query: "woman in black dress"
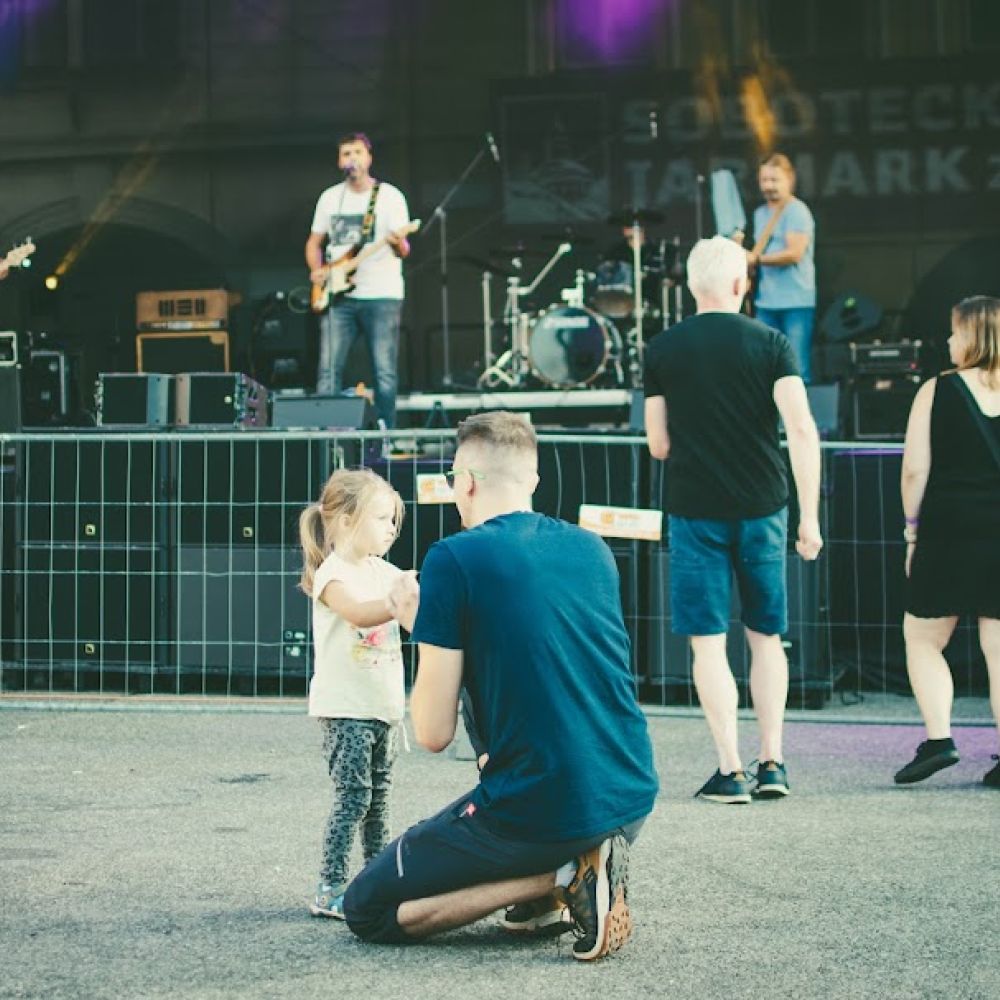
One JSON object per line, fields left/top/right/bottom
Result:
{"left": 895, "top": 296, "right": 1000, "bottom": 788}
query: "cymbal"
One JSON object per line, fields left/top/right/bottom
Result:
{"left": 457, "top": 255, "right": 515, "bottom": 277}
{"left": 541, "top": 230, "right": 595, "bottom": 245}
{"left": 488, "top": 245, "right": 550, "bottom": 259}
{"left": 607, "top": 207, "right": 666, "bottom": 227}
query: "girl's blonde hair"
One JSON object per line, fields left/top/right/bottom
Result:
{"left": 951, "top": 296, "right": 1000, "bottom": 388}
{"left": 298, "top": 468, "right": 404, "bottom": 594}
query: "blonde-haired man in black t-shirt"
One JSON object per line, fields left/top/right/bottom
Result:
{"left": 643, "top": 236, "right": 822, "bottom": 804}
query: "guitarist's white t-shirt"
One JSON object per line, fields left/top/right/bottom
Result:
{"left": 310, "top": 181, "right": 410, "bottom": 300}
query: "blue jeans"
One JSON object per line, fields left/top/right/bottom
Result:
{"left": 318, "top": 297, "right": 402, "bottom": 427}
{"left": 668, "top": 509, "right": 789, "bottom": 637}
{"left": 756, "top": 306, "right": 815, "bottom": 384}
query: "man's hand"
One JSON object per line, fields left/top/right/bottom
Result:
{"left": 386, "top": 226, "right": 411, "bottom": 258}
{"left": 0, "top": 263, "right": 9, "bottom": 281}
{"left": 796, "top": 518, "right": 823, "bottom": 561}
{"left": 309, "top": 264, "right": 329, "bottom": 284}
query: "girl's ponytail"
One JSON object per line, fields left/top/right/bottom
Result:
{"left": 298, "top": 502, "right": 327, "bottom": 594}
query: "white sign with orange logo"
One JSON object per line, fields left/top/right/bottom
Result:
{"left": 416, "top": 473, "right": 455, "bottom": 505}
{"left": 578, "top": 504, "right": 662, "bottom": 542}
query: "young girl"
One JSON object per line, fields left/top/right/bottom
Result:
{"left": 299, "top": 468, "right": 417, "bottom": 919}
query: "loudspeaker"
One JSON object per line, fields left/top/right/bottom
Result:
{"left": 0, "top": 366, "right": 22, "bottom": 433}
{"left": 271, "top": 393, "right": 374, "bottom": 430}
{"left": 20, "top": 439, "right": 170, "bottom": 545}
{"left": 174, "top": 438, "right": 331, "bottom": 546}
{"left": 136, "top": 330, "right": 230, "bottom": 374}
{"left": 645, "top": 548, "right": 833, "bottom": 707}
{"left": 15, "top": 543, "right": 169, "bottom": 672}
{"left": 852, "top": 374, "right": 920, "bottom": 439}
{"left": 174, "top": 372, "right": 268, "bottom": 428}
{"left": 96, "top": 373, "right": 173, "bottom": 426}
{"left": 174, "top": 546, "right": 309, "bottom": 686}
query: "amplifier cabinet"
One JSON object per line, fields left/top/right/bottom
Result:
{"left": 849, "top": 340, "right": 922, "bottom": 374}
{"left": 852, "top": 374, "right": 921, "bottom": 440}
{"left": 136, "top": 330, "right": 230, "bottom": 374}
{"left": 175, "top": 372, "right": 268, "bottom": 428}
{"left": 96, "top": 373, "right": 173, "bottom": 426}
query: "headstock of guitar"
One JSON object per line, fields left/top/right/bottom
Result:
{"left": 2, "top": 238, "right": 37, "bottom": 271}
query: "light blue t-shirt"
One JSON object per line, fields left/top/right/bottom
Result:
{"left": 753, "top": 197, "right": 816, "bottom": 310}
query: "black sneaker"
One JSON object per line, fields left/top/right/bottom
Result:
{"left": 752, "top": 760, "right": 790, "bottom": 798}
{"left": 894, "top": 739, "right": 960, "bottom": 784}
{"left": 984, "top": 755, "right": 1000, "bottom": 789}
{"left": 694, "top": 769, "right": 751, "bottom": 804}
{"left": 557, "top": 835, "right": 633, "bottom": 961}
{"left": 500, "top": 893, "right": 573, "bottom": 936}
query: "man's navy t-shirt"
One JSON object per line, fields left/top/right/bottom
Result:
{"left": 411, "top": 511, "right": 659, "bottom": 843}
{"left": 644, "top": 311, "right": 800, "bottom": 520}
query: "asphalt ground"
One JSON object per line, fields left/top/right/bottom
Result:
{"left": 1, "top": 700, "right": 998, "bottom": 1000}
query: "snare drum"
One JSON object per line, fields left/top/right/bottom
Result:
{"left": 528, "top": 305, "right": 622, "bottom": 388}
{"left": 592, "top": 260, "right": 634, "bottom": 318}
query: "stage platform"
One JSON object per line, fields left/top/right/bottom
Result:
{"left": 395, "top": 387, "right": 642, "bottom": 429}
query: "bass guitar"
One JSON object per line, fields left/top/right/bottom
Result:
{"left": 310, "top": 220, "right": 421, "bottom": 313}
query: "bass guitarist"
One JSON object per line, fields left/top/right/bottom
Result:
{"left": 305, "top": 132, "right": 411, "bottom": 427}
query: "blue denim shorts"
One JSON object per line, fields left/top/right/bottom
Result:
{"left": 668, "top": 509, "right": 788, "bottom": 636}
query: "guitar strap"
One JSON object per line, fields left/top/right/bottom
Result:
{"left": 751, "top": 201, "right": 787, "bottom": 258}
{"left": 357, "top": 181, "right": 381, "bottom": 249}
{"left": 743, "top": 201, "right": 788, "bottom": 316}
{"left": 951, "top": 372, "right": 1000, "bottom": 473}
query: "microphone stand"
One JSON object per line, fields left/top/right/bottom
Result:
{"left": 423, "top": 143, "right": 493, "bottom": 389}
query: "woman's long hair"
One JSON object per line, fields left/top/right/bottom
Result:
{"left": 951, "top": 296, "right": 1000, "bottom": 388}
{"left": 298, "top": 468, "right": 404, "bottom": 594}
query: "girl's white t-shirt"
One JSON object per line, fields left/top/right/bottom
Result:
{"left": 307, "top": 551, "right": 406, "bottom": 723}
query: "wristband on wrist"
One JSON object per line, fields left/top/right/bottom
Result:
{"left": 904, "top": 515, "right": 920, "bottom": 526}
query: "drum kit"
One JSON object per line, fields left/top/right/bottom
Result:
{"left": 474, "top": 209, "right": 685, "bottom": 391}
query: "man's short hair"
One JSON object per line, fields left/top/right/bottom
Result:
{"left": 456, "top": 411, "right": 537, "bottom": 457}
{"left": 338, "top": 131, "right": 373, "bottom": 153}
{"left": 686, "top": 236, "right": 748, "bottom": 300}
{"left": 760, "top": 152, "right": 796, "bottom": 186}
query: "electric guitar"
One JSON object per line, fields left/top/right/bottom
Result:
{"left": 310, "top": 220, "right": 421, "bottom": 313}
{"left": 0, "top": 239, "right": 36, "bottom": 275}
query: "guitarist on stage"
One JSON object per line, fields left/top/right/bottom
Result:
{"left": 305, "top": 132, "right": 412, "bottom": 427}
{"left": 747, "top": 153, "right": 816, "bottom": 384}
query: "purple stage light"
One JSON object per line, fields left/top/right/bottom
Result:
{"left": 558, "top": 0, "right": 673, "bottom": 64}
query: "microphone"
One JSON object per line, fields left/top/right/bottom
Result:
{"left": 485, "top": 131, "right": 501, "bottom": 163}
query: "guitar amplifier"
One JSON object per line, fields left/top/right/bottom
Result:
{"left": 95, "top": 373, "right": 174, "bottom": 427}
{"left": 849, "top": 340, "right": 922, "bottom": 375}
{"left": 852, "top": 374, "right": 921, "bottom": 439}
{"left": 136, "top": 288, "right": 235, "bottom": 330}
{"left": 174, "top": 372, "right": 268, "bottom": 428}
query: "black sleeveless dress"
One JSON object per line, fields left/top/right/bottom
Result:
{"left": 907, "top": 372, "right": 1000, "bottom": 618}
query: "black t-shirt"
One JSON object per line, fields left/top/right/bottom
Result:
{"left": 643, "top": 311, "right": 800, "bottom": 519}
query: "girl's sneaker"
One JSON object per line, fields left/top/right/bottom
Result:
{"left": 309, "top": 882, "right": 347, "bottom": 919}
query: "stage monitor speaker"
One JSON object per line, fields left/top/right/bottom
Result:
{"left": 174, "top": 372, "right": 268, "bottom": 428}
{"left": 0, "top": 366, "right": 22, "bottom": 433}
{"left": 96, "top": 373, "right": 173, "bottom": 426}
{"left": 270, "top": 393, "right": 375, "bottom": 430}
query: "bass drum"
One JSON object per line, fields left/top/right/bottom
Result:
{"left": 528, "top": 305, "right": 622, "bottom": 388}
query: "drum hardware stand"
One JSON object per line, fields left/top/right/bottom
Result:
{"left": 478, "top": 242, "right": 572, "bottom": 389}
{"left": 481, "top": 269, "right": 494, "bottom": 370}
{"left": 625, "top": 219, "right": 647, "bottom": 388}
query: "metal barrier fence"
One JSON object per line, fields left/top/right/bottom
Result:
{"left": 0, "top": 430, "right": 989, "bottom": 706}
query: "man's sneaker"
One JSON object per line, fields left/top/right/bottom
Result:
{"left": 752, "top": 760, "right": 790, "bottom": 798}
{"left": 894, "top": 739, "right": 960, "bottom": 785}
{"left": 557, "top": 835, "right": 633, "bottom": 961}
{"left": 309, "top": 882, "right": 347, "bottom": 919}
{"left": 983, "top": 755, "right": 1000, "bottom": 789}
{"left": 500, "top": 894, "right": 573, "bottom": 936}
{"left": 694, "top": 769, "right": 751, "bottom": 804}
